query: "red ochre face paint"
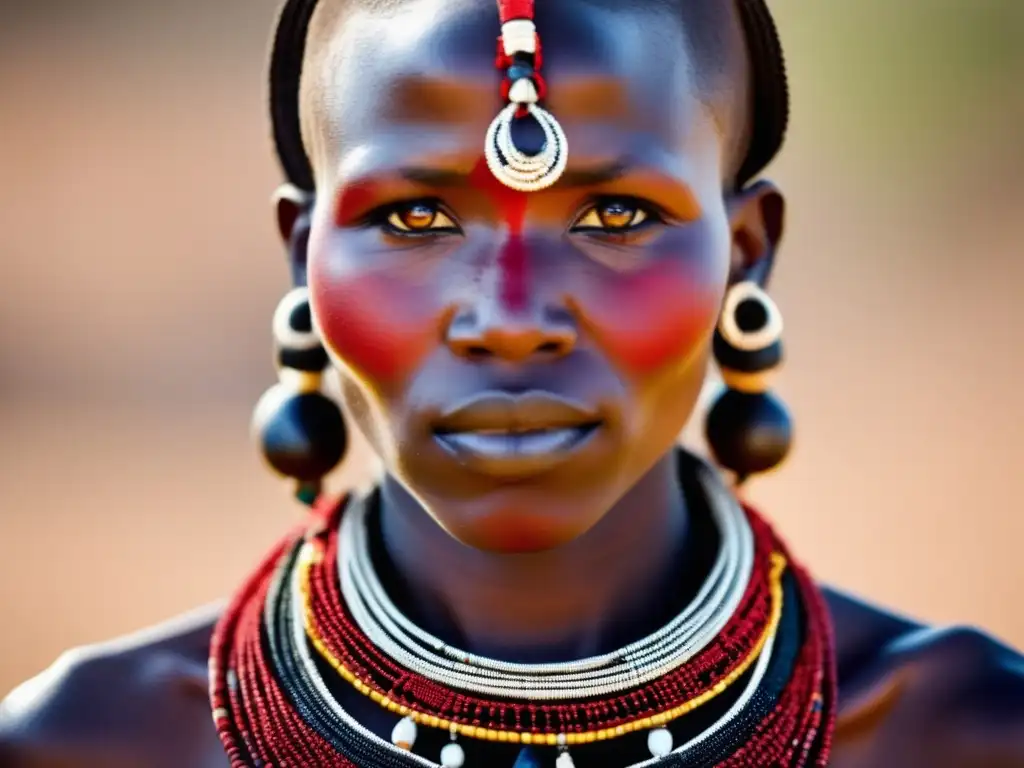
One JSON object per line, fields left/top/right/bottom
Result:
{"left": 332, "top": 180, "right": 380, "bottom": 227}
{"left": 470, "top": 157, "right": 528, "bottom": 312}
{"left": 308, "top": 207, "right": 438, "bottom": 387}
{"left": 464, "top": 156, "right": 723, "bottom": 378}
{"left": 316, "top": 159, "right": 535, "bottom": 385}
{"left": 310, "top": 269, "right": 434, "bottom": 385}
{"left": 587, "top": 260, "right": 720, "bottom": 376}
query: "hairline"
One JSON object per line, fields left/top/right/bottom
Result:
{"left": 298, "top": 0, "right": 753, "bottom": 190}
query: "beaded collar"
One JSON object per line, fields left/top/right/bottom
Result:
{"left": 210, "top": 455, "right": 836, "bottom": 767}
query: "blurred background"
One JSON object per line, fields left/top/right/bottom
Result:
{"left": 2, "top": 0, "right": 1023, "bottom": 696}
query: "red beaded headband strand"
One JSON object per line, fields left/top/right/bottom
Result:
{"left": 485, "top": 0, "right": 568, "bottom": 191}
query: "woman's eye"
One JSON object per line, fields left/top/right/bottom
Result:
{"left": 384, "top": 202, "right": 459, "bottom": 234}
{"left": 571, "top": 199, "right": 652, "bottom": 233}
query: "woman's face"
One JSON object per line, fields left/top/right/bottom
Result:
{"left": 300, "top": 0, "right": 758, "bottom": 552}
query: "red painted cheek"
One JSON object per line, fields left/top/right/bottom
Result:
{"left": 470, "top": 159, "right": 529, "bottom": 311}
{"left": 584, "top": 262, "right": 721, "bottom": 376}
{"left": 309, "top": 264, "right": 436, "bottom": 386}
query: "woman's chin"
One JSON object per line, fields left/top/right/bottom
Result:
{"left": 443, "top": 506, "right": 594, "bottom": 555}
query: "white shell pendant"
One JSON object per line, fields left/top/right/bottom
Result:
{"left": 390, "top": 716, "right": 417, "bottom": 750}
{"left": 648, "top": 727, "right": 674, "bottom": 757}
{"left": 440, "top": 741, "right": 466, "bottom": 767}
{"left": 485, "top": 102, "right": 568, "bottom": 192}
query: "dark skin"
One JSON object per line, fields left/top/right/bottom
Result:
{"left": 291, "top": 0, "right": 778, "bottom": 661}
{"left": 3, "top": 1, "right": 1024, "bottom": 766}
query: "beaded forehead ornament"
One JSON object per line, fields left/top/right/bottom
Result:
{"left": 269, "top": 0, "right": 789, "bottom": 195}
{"left": 486, "top": 0, "right": 568, "bottom": 191}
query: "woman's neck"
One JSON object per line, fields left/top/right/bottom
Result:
{"left": 376, "top": 451, "right": 695, "bottom": 662}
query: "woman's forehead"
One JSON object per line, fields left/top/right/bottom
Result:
{"left": 300, "top": 0, "right": 726, "bottom": 184}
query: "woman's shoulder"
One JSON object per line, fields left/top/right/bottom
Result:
{"left": 0, "top": 603, "right": 227, "bottom": 768}
{"left": 824, "top": 586, "right": 1024, "bottom": 766}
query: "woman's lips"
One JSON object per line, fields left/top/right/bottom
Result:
{"left": 432, "top": 391, "right": 604, "bottom": 478}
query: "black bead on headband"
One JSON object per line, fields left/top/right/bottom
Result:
{"left": 268, "top": 0, "right": 789, "bottom": 193}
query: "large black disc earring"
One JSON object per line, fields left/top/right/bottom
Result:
{"left": 251, "top": 287, "right": 347, "bottom": 506}
{"left": 705, "top": 281, "right": 792, "bottom": 486}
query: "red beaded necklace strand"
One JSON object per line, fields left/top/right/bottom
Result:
{"left": 210, "top": 494, "right": 836, "bottom": 767}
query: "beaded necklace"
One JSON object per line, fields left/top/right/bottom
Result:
{"left": 210, "top": 454, "right": 836, "bottom": 767}
{"left": 338, "top": 466, "right": 755, "bottom": 697}
{"left": 305, "top": 474, "right": 777, "bottom": 747}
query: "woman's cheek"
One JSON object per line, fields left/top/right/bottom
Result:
{"left": 580, "top": 253, "right": 724, "bottom": 378}
{"left": 307, "top": 237, "right": 438, "bottom": 387}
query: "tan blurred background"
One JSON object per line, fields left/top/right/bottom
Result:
{"left": 2, "top": 0, "right": 1023, "bottom": 696}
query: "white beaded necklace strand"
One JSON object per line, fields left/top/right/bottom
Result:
{"left": 339, "top": 466, "right": 754, "bottom": 699}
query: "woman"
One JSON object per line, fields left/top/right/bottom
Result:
{"left": 2, "top": 0, "right": 1023, "bottom": 766}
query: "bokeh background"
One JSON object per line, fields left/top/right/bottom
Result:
{"left": 2, "top": 0, "right": 1023, "bottom": 696}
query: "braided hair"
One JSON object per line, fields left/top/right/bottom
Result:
{"left": 268, "top": 0, "right": 789, "bottom": 193}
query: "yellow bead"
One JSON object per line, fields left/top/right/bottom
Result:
{"left": 521, "top": 733, "right": 533, "bottom": 745}
{"left": 622, "top": 722, "right": 634, "bottom": 733}
{"left": 459, "top": 725, "right": 473, "bottom": 737}
{"left": 596, "top": 730, "right": 609, "bottom": 741}
{"left": 437, "top": 719, "right": 449, "bottom": 730}
{"left": 370, "top": 691, "right": 383, "bottom": 704}
{"left": 507, "top": 732, "right": 521, "bottom": 744}
{"left": 615, "top": 726, "right": 625, "bottom": 736}
{"left": 546, "top": 734, "right": 557, "bottom": 746}
{"left": 398, "top": 706, "right": 409, "bottom": 716}
{"left": 584, "top": 732, "right": 597, "bottom": 744}
{"left": 497, "top": 731, "right": 508, "bottom": 743}
{"left": 485, "top": 730, "right": 499, "bottom": 742}
{"left": 721, "top": 367, "right": 776, "bottom": 394}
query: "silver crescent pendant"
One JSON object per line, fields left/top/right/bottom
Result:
{"left": 484, "top": 103, "right": 568, "bottom": 192}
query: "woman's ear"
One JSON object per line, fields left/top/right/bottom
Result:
{"left": 272, "top": 184, "right": 316, "bottom": 287}
{"left": 273, "top": 184, "right": 314, "bottom": 244}
{"left": 726, "top": 179, "right": 785, "bottom": 287}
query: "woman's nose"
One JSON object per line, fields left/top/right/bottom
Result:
{"left": 445, "top": 306, "right": 577, "bottom": 363}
